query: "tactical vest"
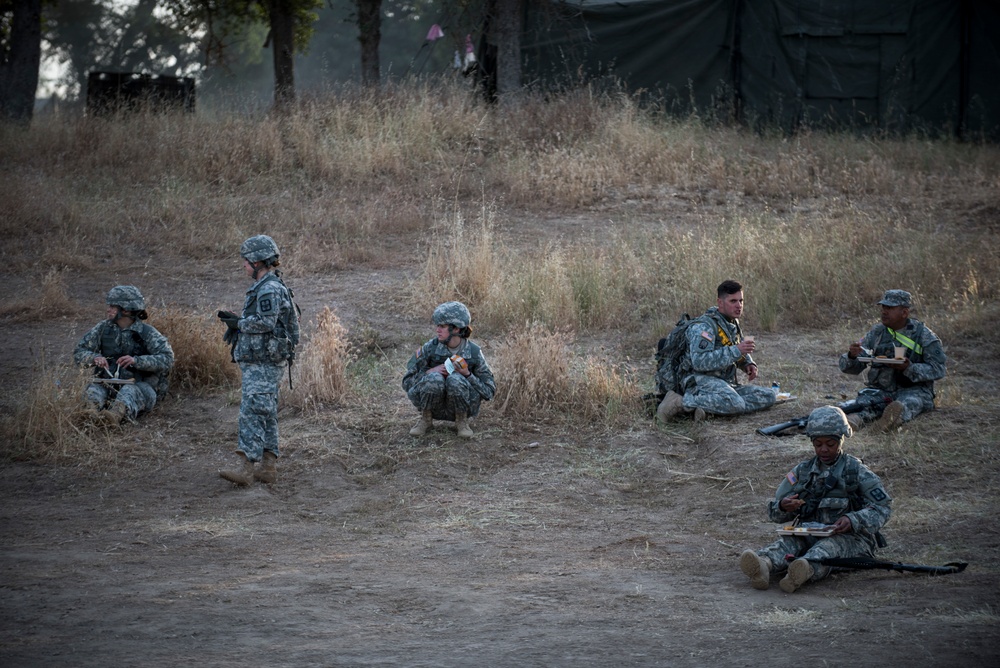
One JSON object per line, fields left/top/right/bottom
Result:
{"left": 241, "top": 274, "right": 300, "bottom": 363}
{"left": 98, "top": 321, "right": 169, "bottom": 398}
{"left": 792, "top": 455, "right": 863, "bottom": 522}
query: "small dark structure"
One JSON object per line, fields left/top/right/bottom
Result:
{"left": 86, "top": 71, "right": 196, "bottom": 116}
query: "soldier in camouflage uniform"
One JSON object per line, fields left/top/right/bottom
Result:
{"left": 739, "top": 405, "right": 892, "bottom": 593}
{"left": 840, "top": 289, "right": 946, "bottom": 433}
{"left": 219, "top": 235, "right": 299, "bottom": 486}
{"left": 74, "top": 285, "right": 174, "bottom": 426}
{"left": 657, "top": 280, "right": 775, "bottom": 422}
{"left": 403, "top": 301, "right": 496, "bottom": 439}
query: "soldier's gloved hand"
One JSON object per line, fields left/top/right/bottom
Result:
{"left": 218, "top": 310, "right": 240, "bottom": 329}
{"left": 223, "top": 328, "right": 239, "bottom": 345}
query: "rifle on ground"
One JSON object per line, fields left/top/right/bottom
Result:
{"left": 808, "top": 556, "right": 968, "bottom": 576}
{"left": 757, "top": 392, "right": 891, "bottom": 436}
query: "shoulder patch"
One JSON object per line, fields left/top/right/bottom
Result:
{"left": 415, "top": 347, "right": 423, "bottom": 358}
{"left": 258, "top": 296, "right": 274, "bottom": 313}
{"left": 701, "top": 331, "right": 714, "bottom": 341}
{"left": 786, "top": 471, "right": 797, "bottom": 485}
{"left": 869, "top": 487, "right": 887, "bottom": 501}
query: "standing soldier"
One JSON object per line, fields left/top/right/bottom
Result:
{"left": 219, "top": 235, "right": 299, "bottom": 486}
{"left": 74, "top": 285, "right": 174, "bottom": 426}
{"left": 403, "top": 301, "right": 496, "bottom": 439}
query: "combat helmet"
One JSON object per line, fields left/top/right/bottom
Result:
{"left": 805, "top": 405, "right": 853, "bottom": 440}
{"left": 240, "top": 235, "right": 280, "bottom": 264}
{"left": 106, "top": 285, "right": 145, "bottom": 312}
{"left": 432, "top": 301, "right": 471, "bottom": 329}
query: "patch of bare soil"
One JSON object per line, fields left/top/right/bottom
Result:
{"left": 2, "top": 216, "right": 998, "bottom": 667}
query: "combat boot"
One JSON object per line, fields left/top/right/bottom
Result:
{"left": 846, "top": 413, "right": 864, "bottom": 433}
{"left": 219, "top": 452, "right": 256, "bottom": 487}
{"left": 739, "top": 549, "right": 771, "bottom": 590}
{"left": 97, "top": 402, "right": 128, "bottom": 428}
{"left": 779, "top": 558, "right": 814, "bottom": 593}
{"left": 454, "top": 412, "right": 474, "bottom": 439}
{"left": 872, "top": 401, "right": 904, "bottom": 434}
{"left": 409, "top": 410, "right": 433, "bottom": 436}
{"left": 693, "top": 408, "right": 707, "bottom": 423}
{"left": 254, "top": 451, "right": 278, "bottom": 484}
{"left": 656, "top": 391, "right": 685, "bottom": 423}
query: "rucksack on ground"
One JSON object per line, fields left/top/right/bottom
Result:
{"left": 654, "top": 313, "right": 695, "bottom": 396}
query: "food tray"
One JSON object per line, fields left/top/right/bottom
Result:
{"left": 855, "top": 356, "right": 906, "bottom": 366}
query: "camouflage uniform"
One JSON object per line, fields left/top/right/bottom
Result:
{"left": 402, "top": 338, "right": 496, "bottom": 420}
{"left": 234, "top": 272, "right": 295, "bottom": 462}
{"left": 747, "top": 406, "right": 892, "bottom": 587}
{"left": 755, "top": 453, "right": 892, "bottom": 582}
{"left": 839, "top": 291, "right": 946, "bottom": 424}
{"left": 680, "top": 307, "right": 775, "bottom": 416}
{"left": 74, "top": 287, "right": 173, "bottom": 421}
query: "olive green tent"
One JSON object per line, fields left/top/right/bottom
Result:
{"left": 518, "top": 0, "right": 999, "bottom": 138}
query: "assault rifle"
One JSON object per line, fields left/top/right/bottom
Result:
{"left": 797, "top": 555, "right": 967, "bottom": 576}
{"left": 757, "top": 391, "right": 891, "bottom": 436}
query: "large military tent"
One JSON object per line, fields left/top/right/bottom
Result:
{"left": 518, "top": 0, "right": 1000, "bottom": 138}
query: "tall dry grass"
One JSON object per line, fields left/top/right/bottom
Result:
{"left": 419, "top": 197, "right": 1000, "bottom": 342}
{"left": 4, "top": 77, "right": 996, "bottom": 278}
{"left": 155, "top": 307, "right": 240, "bottom": 392}
{"left": 0, "top": 356, "right": 112, "bottom": 464}
{"left": 285, "top": 306, "right": 354, "bottom": 413}
{"left": 491, "top": 322, "right": 641, "bottom": 423}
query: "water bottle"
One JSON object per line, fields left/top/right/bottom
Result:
{"left": 771, "top": 381, "right": 780, "bottom": 397}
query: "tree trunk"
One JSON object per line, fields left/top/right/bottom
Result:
{"left": 492, "top": 0, "right": 522, "bottom": 102}
{"left": 356, "top": 0, "right": 381, "bottom": 88}
{"left": 269, "top": 0, "right": 296, "bottom": 110}
{"left": 0, "top": 0, "right": 43, "bottom": 123}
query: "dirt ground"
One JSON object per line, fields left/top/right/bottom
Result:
{"left": 2, "top": 220, "right": 999, "bottom": 667}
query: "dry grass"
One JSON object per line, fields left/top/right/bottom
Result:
{"left": 0, "top": 357, "right": 111, "bottom": 464}
{"left": 155, "top": 307, "right": 240, "bottom": 392}
{"left": 0, "top": 268, "right": 82, "bottom": 322}
{"left": 286, "top": 306, "right": 354, "bottom": 413}
{"left": 490, "top": 323, "right": 641, "bottom": 424}
{"left": 492, "top": 323, "right": 575, "bottom": 416}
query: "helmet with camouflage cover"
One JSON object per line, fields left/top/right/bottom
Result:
{"left": 106, "top": 285, "right": 145, "bottom": 312}
{"left": 805, "top": 405, "right": 853, "bottom": 440}
{"left": 240, "top": 235, "right": 280, "bottom": 264}
{"left": 432, "top": 301, "right": 471, "bottom": 329}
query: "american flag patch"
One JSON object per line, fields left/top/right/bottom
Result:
{"left": 415, "top": 347, "right": 423, "bottom": 358}
{"left": 786, "top": 471, "right": 797, "bottom": 485}
{"left": 700, "top": 331, "right": 713, "bottom": 341}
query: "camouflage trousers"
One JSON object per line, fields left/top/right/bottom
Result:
{"left": 756, "top": 532, "right": 876, "bottom": 582}
{"left": 238, "top": 362, "right": 285, "bottom": 462}
{"left": 84, "top": 381, "right": 157, "bottom": 421}
{"left": 858, "top": 386, "right": 935, "bottom": 424}
{"left": 407, "top": 371, "right": 481, "bottom": 421}
{"left": 682, "top": 375, "right": 776, "bottom": 416}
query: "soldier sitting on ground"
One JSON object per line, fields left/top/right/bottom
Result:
{"left": 74, "top": 285, "right": 174, "bottom": 426}
{"left": 840, "top": 289, "right": 946, "bottom": 433}
{"left": 403, "top": 301, "right": 496, "bottom": 439}
{"left": 656, "top": 279, "right": 775, "bottom": 423}
{"left": 739, "top": 406, "right": 892, "bottom": 593}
